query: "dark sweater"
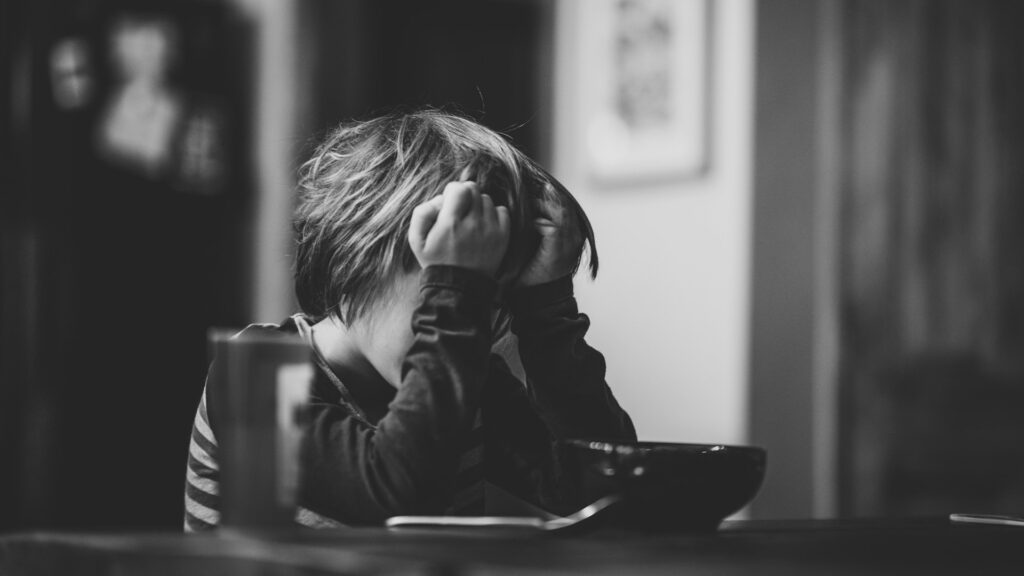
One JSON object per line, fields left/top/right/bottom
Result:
{"left": 184, "top": 265, "right": 636, "bottom": 529}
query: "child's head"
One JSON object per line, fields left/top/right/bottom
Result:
{"left": 293, "top": 109, "right": 597, "bottom": 325}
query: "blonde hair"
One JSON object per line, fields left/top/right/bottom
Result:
{"left": 293, "top": 109, "right": 597, "bottom": 323}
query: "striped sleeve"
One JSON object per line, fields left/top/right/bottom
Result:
{"left": 184, "top": 388, "right": 221, "bottom": 532}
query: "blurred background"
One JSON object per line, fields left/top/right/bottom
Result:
{"left": 3, "top": 0, "right": 1024, "bottom": 531}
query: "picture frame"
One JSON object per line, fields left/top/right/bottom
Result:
{"left": 581, "top": 0, "right": 713, "bottom": 185}
{"left": 76, "top": 2, "right": 244, "bottom": 196}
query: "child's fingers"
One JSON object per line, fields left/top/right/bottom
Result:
{"left": 480, "top": 193, "right": 496, "bottom": 224}
{"left": 469, "top": 185, "right": 484, "bottom": 219}
{"left": 440, "top": 181, "right": 477, "bottom": 222}
{"left": 425, "top": 194, "right": 445, "bottom": 225}
{"left": 409, "top": 198, "right": 442, "bottom": 249}
{"left": 533, "top": 182, "right": 572, "bottom": 222}
{"left": 532, "top": 195, "right": 567, "bottom": 225}
{"left": 495, "top": 205, "right": 511, "bottom": 238}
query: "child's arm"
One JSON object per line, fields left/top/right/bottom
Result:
{"left": 508, "top": 277, "right": 636, "bottom": 442}
{"left": 301, "top": 182, "right": 509, "bottom": 525}
{"left": 302, "top": 265, "right": 497, "bottom": 524}
{"left": 473, "top": 184, "right": 635, "bottom": 515}
{"left": 508, "top": 184, "right": 636, "bottom": 441}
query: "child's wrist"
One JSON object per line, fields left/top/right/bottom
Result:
{"left": 421, "top": 265, "right": 499, "bottom": 300}
{"left": 507, "top": 274, "right": 574, "bottom": 313}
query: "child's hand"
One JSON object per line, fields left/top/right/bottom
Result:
{"left": 409, "top": 181, "right": 511, "bottom": 278}
{"left": 517, "top": 184, "right": 584, "bottom": 287}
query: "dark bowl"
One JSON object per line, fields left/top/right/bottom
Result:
{"left": 559, "top": 440, "right": 767, "bottom": 531}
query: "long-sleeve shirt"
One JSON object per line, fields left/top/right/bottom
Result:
{"left": 184, "top": 265, "right": 636, "bottom": 530}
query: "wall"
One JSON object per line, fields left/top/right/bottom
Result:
{"left": 230, "top": 0, "right": 304, "bottom": 323}
{"left": 552, "top": 0, "right": 755, "bottom": 446}
{"left": 748, "top": 0, "right": 834, "bottom": 519}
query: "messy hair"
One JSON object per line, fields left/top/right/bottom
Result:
{"left": 293, "top": 109, "right": 597, "bottom": 324}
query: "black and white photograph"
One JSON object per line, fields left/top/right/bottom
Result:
{"left": 3, "top": 0, "right": 1024, "bottom": 574}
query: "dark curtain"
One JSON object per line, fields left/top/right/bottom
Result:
{"left": 1, "top": 0, "right": 250, "bottom": 530}
{"left": 838, "top": 0, "right": 1024, "bottom": 516}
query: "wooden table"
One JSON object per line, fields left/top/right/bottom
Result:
{"left": 2, "top": 518, "right": 1023, "bottom": 575}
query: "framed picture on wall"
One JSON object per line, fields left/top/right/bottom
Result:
{"left": 582, "top": 0, "right": 712, "bottom": 185}
{"left": 73, "top": 2, "right": 245, "bottom": 196}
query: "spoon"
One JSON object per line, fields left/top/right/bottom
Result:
{"left": 385, "top": 494, "right": 622, "bottom": 532}
{"left": 950, "top": 513, "right": 1024, "bottom": 528}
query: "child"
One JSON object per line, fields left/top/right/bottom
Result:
{"left": 184, "top": 110, "right": 636, "bottom": 530}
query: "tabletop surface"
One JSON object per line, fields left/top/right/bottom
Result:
{"left": 3, "top": 518, "right": 1024, "bottom": 575}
